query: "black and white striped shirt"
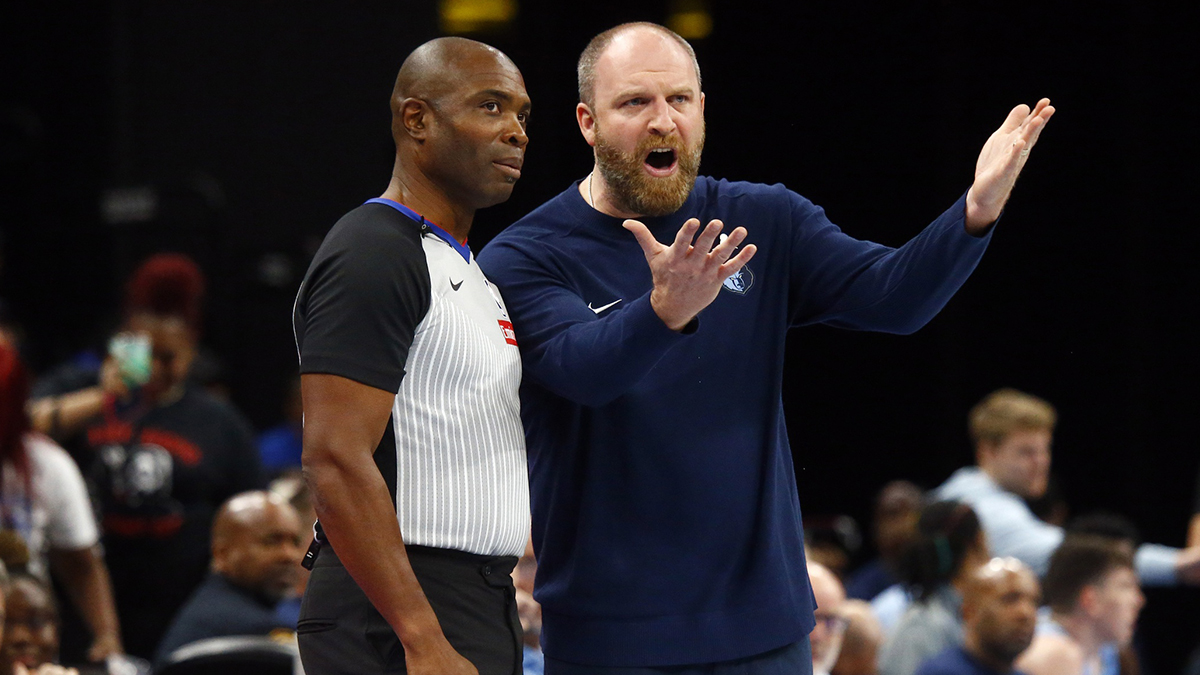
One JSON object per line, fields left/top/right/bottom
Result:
{"left": 294, "top": 198, "right": 528, "bottom": 557}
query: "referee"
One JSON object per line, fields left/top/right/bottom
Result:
{"left": 292, "top": 38, "right": 531, "bottom": 675}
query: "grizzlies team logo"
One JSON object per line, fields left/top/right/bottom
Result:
{"left": 722, "top": 264, "right": 754, "bottom": 294}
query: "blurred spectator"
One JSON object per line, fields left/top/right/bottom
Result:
{"left": 832, "top": 599, "right": 882, "bottom": 675}
{"left": 1064, "top": 513, "right": 1140, "bottom": 554}
{"left": 879, "top": 501, "right": 989, "bottom": 675}
{"left": 22, "top": 257, "right": 265, "bottom": 659}
{"left": 512, "top": 536, "right": 541, "bottom": 674}
{"left": 1015, "top": 535, "right": 1143, "bottom": 675}
{"left": 934, "top": 388, "right": 1200, "bottom": 585}
{"left": 0, "top": 300, "right": 22, "bottom": 354}
{"left": 847, "top": 481, "right": 923, "bottom": 602}
{"left": 516, "top": 589, "right": 542, "bottom": 675}
{"left": 914, "top": 557, "right": 1039, "bottom": 675}
{"left": 256, "top": 377, "right": 302, "bottom": 477}
{"left": 1061, "top": 514, "right": 1143, "bottom": 675}
{"left": 27, "top": 254, "right": 224, "bottom": 443}
{"left": 809, "top": 561, "right": 848, "bottom": 675}
{"left": 266, "top": 470, "right": 314, "bottom": 628}
{"left": 1023, "top": 475, "right": 1068, "bottom": 528}
{"left": 807, "top": 515, "right": 864, "bottom": 580}
{"left": 1191, "top": 463, "right": 1200, "bottom": 548}
{"left": 0, "top": 572, "right": 84, "bottom": 675}
{"left": 0, "top": 344, "right": 122, "bottom": 662}
{"left": 154, "top": 491, "right": 303, "bottom": 666}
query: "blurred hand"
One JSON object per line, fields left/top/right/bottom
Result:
{"left": 86, "top": 631, "right": 123, "bottom": 663}
{"left": 1175, "top": 546, "right": 1200, "bottom": 585}
{"left": 99, "top": 357, "right": 130, "bottom": 401}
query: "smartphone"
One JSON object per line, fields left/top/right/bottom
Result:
{"left": 108, "top": 331, "right": 153, "bottom": 389}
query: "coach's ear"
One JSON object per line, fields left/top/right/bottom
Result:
{"left": 577, "top": 102, "right": 597, "bottom": 147}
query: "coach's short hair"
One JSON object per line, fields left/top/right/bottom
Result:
{"left": 968, "top": 388, "right": 1057, "bottom": 446}
{"left": 1043, "top": 534, "right": 1134, "bottom": 613}
{"left": 577, "top": 22, "right": 701, "bottom": 109}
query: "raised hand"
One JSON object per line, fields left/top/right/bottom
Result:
{"left": 965, "top": 98, "right": 1055, "bottom": 234}
{"left": 624, "top": 217, "right": 758, "bottom": 331}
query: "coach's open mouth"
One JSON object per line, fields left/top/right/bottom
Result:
{"left": 644, "top": 147, "right": 678, "bottom": 177}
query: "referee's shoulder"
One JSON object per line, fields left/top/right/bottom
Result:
{"left": 316, "top": 203, "right": 424, "bottom": 259}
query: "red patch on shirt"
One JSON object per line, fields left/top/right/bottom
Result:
{"left": 87, "top": 423, "right": 204, "bottom": 466}
{"left": 498, "top": 320, "right": 518, "bottom": 346}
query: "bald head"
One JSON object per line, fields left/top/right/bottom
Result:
{"left": 212, "top": 491, "right": 304, "bottom": 601}
{"left": 391, "top": 37, "right": 520, "bottom": 142}
{"left": 384, "top": 37, "right": 529, "bottom": 214}
{"left": 963, "top": 558, "right": 1039, "bottom": 668}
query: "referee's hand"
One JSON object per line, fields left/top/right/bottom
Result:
{"left": 406, "top": 639, "right": 479, "bottom": 675}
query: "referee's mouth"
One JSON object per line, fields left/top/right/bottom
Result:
{"left": 494, "top": 156, "right": 523, "bottom": 180}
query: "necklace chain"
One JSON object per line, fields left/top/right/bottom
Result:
{"left": 588, "top": 172, "right": 595, "bottom": 209}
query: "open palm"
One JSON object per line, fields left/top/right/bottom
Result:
{"left": 965, "top": 98, "right": 1055, "bottom": 233}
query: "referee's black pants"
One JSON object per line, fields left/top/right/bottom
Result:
{"left": 297, "top": 543, "right": 522, "bottom": 675}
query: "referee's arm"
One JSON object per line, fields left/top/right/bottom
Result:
{"left": 301, "top": 373, "right": 477, "bottom": 675}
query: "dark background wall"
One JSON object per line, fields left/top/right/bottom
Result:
{"left": 3, "top": 1, "right": 1198, "bottom": 670}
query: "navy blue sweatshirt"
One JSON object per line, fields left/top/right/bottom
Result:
{"left": 477, "top": 177, "right": 990, "bottom": 666}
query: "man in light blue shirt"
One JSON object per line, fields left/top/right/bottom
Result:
{"left": 933, "top": 388, "right": 1200, "bottom": 586}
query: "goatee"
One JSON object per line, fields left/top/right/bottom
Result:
{"left": 594, "top": 123, "right": 704, "bottom": 217}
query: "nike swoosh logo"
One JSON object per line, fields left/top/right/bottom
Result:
{"left": 450, "top": 279, "right": 464, "bottom": 291}
{"left": 588, "top": 299, "right": 622, "bottom": 314}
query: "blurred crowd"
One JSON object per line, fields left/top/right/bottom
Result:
{"left": 2, "top": 251, "right": 1200, "bottom": 675}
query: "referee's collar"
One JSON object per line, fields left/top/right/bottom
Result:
{"left": 365, "top": 197, "right": 471, "bottom": 263}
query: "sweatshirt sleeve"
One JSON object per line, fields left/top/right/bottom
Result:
{"left": 787, "top": 191, "right": 991, "bottom": 333}
{"left": 479, "top": 239, "right": 693, "bottom": 407}
{"left": 970, "top": 483, "right": 1180, "bottom": 585}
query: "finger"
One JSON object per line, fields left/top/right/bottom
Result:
{"left": 622, "top": 219, "right": 663, "bottom": 260}
{"left": 1000, "top": 104, "right": 1030, "bottom": 133}
{"left": 711, "top": 226, "right": 748, "bottom": 262}
{"left": 720, "top": 244, "right": 757, "bottom": 277}
{"left": 1022, "top": 104, "right": 1055, "bottom": 147}
{"left": 692, "top": 219, "right": 724, "bottom": 256}
{"left": 670, "top": 218, "right": 701, "bottom": 249}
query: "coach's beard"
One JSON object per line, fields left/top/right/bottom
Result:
{"left": 594, "top": 125, "right": 704, "bottom": 217}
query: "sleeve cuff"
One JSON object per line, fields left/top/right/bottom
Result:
{"left": 1135, "top": 543, "right": 1180, "bottom": 586}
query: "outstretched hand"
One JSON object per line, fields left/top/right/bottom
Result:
{"left": 624, "top": 218, "right": 757, "bottom": 331}
{"left": 965, "top": 98, "right": 1055, "bottom": 234}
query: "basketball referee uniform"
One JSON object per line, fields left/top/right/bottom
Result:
{"left": 293, "top": 198, "right": 529, "bottom": 675}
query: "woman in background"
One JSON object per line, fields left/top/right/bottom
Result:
{"left": 878, "top": 500, "right": 990, "bottom": 675}
{"left": 0, "top": 344, "right": 122, "bottom": 665}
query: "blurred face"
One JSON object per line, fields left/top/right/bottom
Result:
{"left": 126, "top": 314, "right": 196, "bottom": 397}
{"left": 979, "top": 428, "right": 1052, "bottom": 499}
{"left": 1086, "top": 566, "right": 1144, "bottom": 647}
{"left": 809, "top": 565, "right": 848, "bottom": 671}
{"left": 971, "top": 569, "right": 1039, "bottom": 664}
{"left": 421, "top": 51, "right": 530, "bottom": 210}
{"left": 580, "top": 27, "right": 705, "bottom": 216}
{"left": 0, "top": 579, "right": 58, "bottom": 673}
{"left": 875, "top": 486, "right": 922, "bottom": 560}
{"left": 214, "top": 502, "right": 305, "bottom": 602}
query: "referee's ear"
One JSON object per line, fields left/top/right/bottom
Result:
{"left": 399, "top": 97, "right": 432, "bottom": 143}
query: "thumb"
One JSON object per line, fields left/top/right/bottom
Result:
{"left": 622, "top": 219, "right": 661, "bottom": 260}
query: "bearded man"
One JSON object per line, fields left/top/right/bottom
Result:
{"left": 477, "top": 21, "right": 1053, "bottom": 675}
